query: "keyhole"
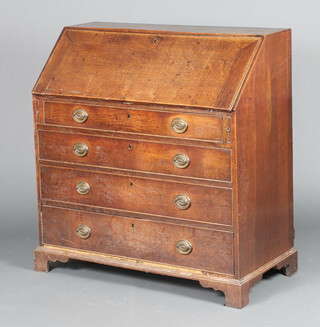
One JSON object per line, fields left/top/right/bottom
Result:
{"left": 131, "top": 224, "right": 135, "bottom": 228}
{"left": 127, "top": 113, "right": 131, "bottom": 118}
{"left": 130, "top": 182, "right": 133, "bottom": 187}
{"left": 128, "top": 144, "right": 132, "bottom": 151}
{"left": 153, "top": 38, "right": 157, "bottom": 43}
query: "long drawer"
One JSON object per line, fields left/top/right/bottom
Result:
{"left": 42, "top": 206, "right": 234, "bottom": 274}
{"left": 38, "top": 130, "right": 231, "bottom": 182}
{"left": 40, "top": 166, "right": 232, "bottom": 226}
{"left": 43, "top": 101, "right": 228, "bottom": 142}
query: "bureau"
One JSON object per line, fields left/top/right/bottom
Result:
{"left": 33, "top": 22, "right": 297, "bottom": 308}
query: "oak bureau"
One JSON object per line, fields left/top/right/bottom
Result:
{"left": 33, "top": 22, "right": 297, "bottom": 308}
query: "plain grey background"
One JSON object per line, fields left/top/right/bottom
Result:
{"left": 1, "top": 0, "right": 319, "bottom": 326}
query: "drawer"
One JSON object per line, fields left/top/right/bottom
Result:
{"left": 38, "top": 131, "right": 231, "bottom": 182}
{"left": 40, "top": 166, "right": 232, "bottom": 225}
{"left": 42, "top": 206, "right": 234, "bottom": 274}
{"left": 44, "top": 101, "right": 228, "bottom": 142}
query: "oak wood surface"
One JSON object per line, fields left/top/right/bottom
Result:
{"left": 40, "top": 165, "right": 232, "bottom": 225}
{"left": 33, "top": 28, "right": 261, "bottom": 110}
{"left": 44, "top": 101, "right": 226, "bottom": 142}
{"left": 37, "top": 123, "right": 232, "bottom": 150}
{"left": 234, "top": 29, "right": 293, "bottom": 278}
{"left": 38, "top": 158, "right": 232, "bottom": 188}
{"left": 41, "top": 206, "right": 234, "bottom": 274}
{"left": 40, "top": 200, "right": 234, "bottom": 232}
{"left": 38, "top": 130, "right": 232, "bottom": 181}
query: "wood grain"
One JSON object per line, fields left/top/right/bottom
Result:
{"left": 38, "top": 130, "right": 232, "bottom": 181}
{"left": 44, "top": 101, "right": 226, "bottom": 142}
{"left": 40, "top": 165, "right": 232, "bottom": 225}
{"left": 41, "top": 206, "right": 234, "bottom": 274}
{"left": 37, "top": 123, "right": 232, "bottom": 150}
{"left": 234, "top": 29, "right": 294, "bottom": 278}
{"left": 33, "top": 28, "right": 261, "bottom": 110}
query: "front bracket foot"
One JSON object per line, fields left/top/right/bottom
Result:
{"left": 34, "top": 247, "right": 70, "bottom": 272}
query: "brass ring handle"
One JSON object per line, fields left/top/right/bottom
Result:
{"left": 173, "top": 153, "right": 190, "bottom": 169}
{"left": 174, "top": 194, "right": 191, "bottom": 210}
{"left": 176, "top": 239, "right": 193, "bottom": 255}
{"left": 73, "top": 142, "right": 88, "bottom": 157}
{"left": 73, "top": 108, "right": 88, "bottom": 123}
{"left": 171, "top": 118, "right": 188, "bottom": 134}
{"left": 76, "top": 181, "right": 90, "bottom": 195}
{"left": 75, "top": 224, "right": 91, "bottom": 239}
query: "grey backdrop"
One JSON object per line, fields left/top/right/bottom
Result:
{"left": 1, "top": 1, "right": 319, "bottom": 326}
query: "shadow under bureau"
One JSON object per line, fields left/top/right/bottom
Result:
{"left": 32, "top": 22, "right": 297, "bottom": 308}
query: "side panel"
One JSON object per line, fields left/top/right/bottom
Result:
{"left": 234, "top": 30, "right": 294, "bottom": 278}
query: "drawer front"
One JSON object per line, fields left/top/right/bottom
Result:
{"left": 40, "top": 166, "right": 232, "bottom": 225}
{"left": 42, "top": 206, "right": 234, "bottom": 274}
{"left": 38, "top": 131, "right": 231, "bottom": 182}
{"left": 44, "top": 101, "right": 226, "bottom": 143}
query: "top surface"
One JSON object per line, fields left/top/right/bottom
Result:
{"left": 70, "top": 21, "right": 287, "bottom": 36}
